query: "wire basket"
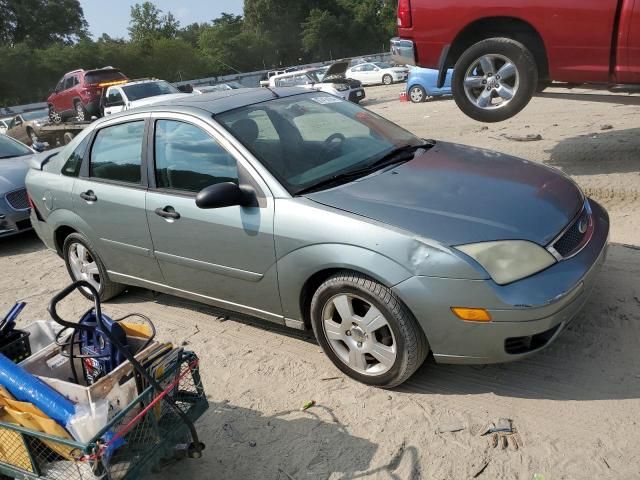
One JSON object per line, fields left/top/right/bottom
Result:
{"left": 0, "top": 352, "right": 207, "bottom": 480}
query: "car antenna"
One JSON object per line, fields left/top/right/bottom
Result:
{"left": 265, "top": 87, "right": 280, "bottom": 98}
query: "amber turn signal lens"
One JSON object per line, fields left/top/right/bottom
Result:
{"left": 451, "top": 307, "right": 492, "bottom": 322}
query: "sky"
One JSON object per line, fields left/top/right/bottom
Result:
{"left": 80, "top": 0, "right": 244, "bottom": 39}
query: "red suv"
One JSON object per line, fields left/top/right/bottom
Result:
{"left": 46, "top": 68, "right": 128, "bottom": 123}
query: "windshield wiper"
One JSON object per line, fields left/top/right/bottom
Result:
{"left": 366, "top": 140, "right": 435, "bottom": 170}
{"left": 296, "top": 140, "right": 435, "bottom": 195}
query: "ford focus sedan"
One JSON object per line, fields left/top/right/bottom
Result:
{"left": 26, "top": 88, "right": 609, "bottom": 388}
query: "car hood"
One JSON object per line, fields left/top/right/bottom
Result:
{"left": 305, "top": 142, "right": 583, "bottom": 247}
{"left": 323, "top": 61, "right": 349, "bottom": 79}
{"left": 0, "top": 155, "right": 31, "bottom": 192}
{"left": 130, "top": 93, "right": 193, "bottom": 107}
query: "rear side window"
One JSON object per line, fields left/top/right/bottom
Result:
{"left": 154, "top": 120, "right": 238, "bottom": 193}
{"left": 90, "top": 121, "right": 145, "bottom": 184}
{"left": 106, "top": 89, "right": 123, "bottom": 105}
{"left": 62, "top": 135, "right": 90, "bottom": 177}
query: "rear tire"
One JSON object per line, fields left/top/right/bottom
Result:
{"left": 382, "top": 74, "right": 393, "bottom": 86}
{"left": 48, "top": 105, "right": 62, "bottom": 124}
{"left": 310, "top": 271, "right": 428, "bottom": 388}
{"left": 452, "top": 37, "right": 538, "bottom": 122}
{"left": 408, "top": 85, "right": 427, "bottom": 103}
{"left": 62, "top": 233, "right": 125, "bottom": 301}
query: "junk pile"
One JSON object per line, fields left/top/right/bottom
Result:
{"left": 0, "top": 281, "right": 208, "bottom": 480}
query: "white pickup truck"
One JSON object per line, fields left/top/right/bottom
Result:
{"left": 102, "top": 79, "right": 192, "bottom": 115}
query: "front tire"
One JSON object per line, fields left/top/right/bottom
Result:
{"left": 310, "top": 271, "right": 428, "bottom": 388}
{"left": 382, "top": 74, "right": 393, "bottom": 86}
{"left": 74, "top": 101, "right": 87, "bottom": 122}
{"left": 63, "top": 233, "right": 125, "bottom": 301}
{"left": 452, "top": 37, "right": 538, "bottom": 122}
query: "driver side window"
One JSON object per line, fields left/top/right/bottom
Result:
{"left": 154, "top": 120, "right": 238, "bottom": 193}
{"left": 106, "top": 89, "right": 123, "bottom": 105}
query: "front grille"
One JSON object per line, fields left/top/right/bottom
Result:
{"left": 5, "top": 189, "right": 29, "bottom": 211}
{"left": 553, "top": 206, "right": 591, "bottom": 258}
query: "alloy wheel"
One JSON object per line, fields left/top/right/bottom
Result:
{"left": 75, "top": 103, "right": 85, "bottom": 121}
{"left": 463, "top": 54, "right": 520, "bottom": 110}
{"left": 409, "top": 86, "right": 425, "bottom": 103}
{"left": 68, "top": 242, "right": 101, "bottom": 293}
{"left": 321, "top": 293, "right": 397, "bottom": 376}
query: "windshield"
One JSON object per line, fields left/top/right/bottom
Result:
{"left": 217, "top": 93, "right": 423, "bottom": 194}
{"left": 122, "top": 81, "right": 179, "bottom": 101}
{"left": 22, "top": 109, "right": 48, "bottom": 121}
{"left": 0, "top": 135, "right": 32, "bottom": 158}
{"left": 374, "top": 62, "right": 393, "bottom": 69}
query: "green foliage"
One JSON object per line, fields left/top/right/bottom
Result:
{"left": 128, "top": 1, "right": 180, "bottom": 45}
{"left": 0, "top": 0, "right": 399, "bottom": 107}
{"left": 0, "top": 0, "right": 88, "bottom": 45}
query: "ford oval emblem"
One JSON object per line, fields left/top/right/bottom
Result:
{"left": 578, "top": 216, "right": 589, "bottom": 234}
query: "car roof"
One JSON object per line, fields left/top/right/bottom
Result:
{"left": 91, "top": 88, "right": 312, "bottom": 127}
{"left": 143, "top": 87, "right": 311, "bottom": 115}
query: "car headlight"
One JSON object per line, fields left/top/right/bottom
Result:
{"left": 455, "top": 240, "right": 556, "bottom": 285}
{"left": 333, "top": 83, "right": 349, "bottom": 92}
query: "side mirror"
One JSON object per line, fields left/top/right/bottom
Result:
{"left": 32, "top": 142, "right": 46, "bottom": 152}
{"left": 196, "top": 182, "right": 253, "bottom": 209}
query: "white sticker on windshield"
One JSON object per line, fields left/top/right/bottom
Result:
{"left": 311, "top": 96, "right": 343, "bottom": 104}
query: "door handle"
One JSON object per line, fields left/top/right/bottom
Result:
{"left": 80, "top": 190, "right": 97, "bottom": 202}
{"left": 155, "top": 206, "right": 180, "bottom": 220}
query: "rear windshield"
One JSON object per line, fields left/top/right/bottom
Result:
{"left": 85, "top": 70, "right": 127, "bottom": 85}
{"left": 122, "top": 81, "right": 179, "bottom": 101}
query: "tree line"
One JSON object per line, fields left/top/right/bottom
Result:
{"left": 0, "top": 0, "right": 397, "bottom": 107}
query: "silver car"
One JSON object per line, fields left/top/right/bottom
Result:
{"left": 26, "top": 88, "right": 609, "bottom": 387}
{"left": 0, "top": 135, "right": 37, "bottom": 237}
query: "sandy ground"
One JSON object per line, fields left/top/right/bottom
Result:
{"left": 1, "top": 85, "right": 639, "bottom": 479}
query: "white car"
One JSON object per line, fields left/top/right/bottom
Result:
{"left": 268, "top": 62, "right": 366, "bottom": 103}
{"left": 346, "top": 62, "right": 409, "bottom": 86}
{"left": 102, "top": 79, "right": 193, "bottom": 116}
{"left": 0, "top": 118, "right": 10, "bottom": 135}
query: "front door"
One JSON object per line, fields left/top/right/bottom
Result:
{"left": 145, "top": 114, "right": 282, "bottom": 322}
{"left": 72, "top": 115, "right": 163, "bottom": 281}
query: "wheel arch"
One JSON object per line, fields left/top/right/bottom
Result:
{"left": 54, "top": 225, "right": 78, "bottom": 256}
{"left": 446, "top": 17, "right": 549, "bottom": 82}
{"left": 276, "top": 243, "right": 414, "bottom": 329}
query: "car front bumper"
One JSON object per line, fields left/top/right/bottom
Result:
{"left": 0, "top": 194, "right": 31, "bottom": 238}
{"left": 393, "top": 198, "right": 610, "bottom": 364}
{"left": 348, "top": 89, "right": 366, "bottom": 103}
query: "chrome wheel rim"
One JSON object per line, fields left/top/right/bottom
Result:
{"left": 75, "top": 104, "right": 85, "bottom": 121}
{"left": 463, "top": 54, "right": 519, "bottom": 110}
{"left": 409, "top": 87, "right": 424, "bottom": 102}
{"left": 383, "top": 75, "right": 392, "bottom": 85}
{"left": 49, "top": 108, "right": 61, "bottom": 124}
{"left": 68, "top": 242, "right": 100, "bottom": 293}
{"left": 322, "top": 294, "right": 397, "bottom": 376}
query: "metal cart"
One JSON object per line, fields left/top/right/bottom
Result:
{"left": 0, "top": 281, "right": 208, "bottom": 479}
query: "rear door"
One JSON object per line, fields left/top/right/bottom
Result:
{"left": 72, "top": 113, "right": 163, "bottom": 281}
{"left": 145, "top": 113, "right": 282, "bottom": 322}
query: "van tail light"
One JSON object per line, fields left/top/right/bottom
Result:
{"left": 397, "top": 0, "right": 412, "bottom": 28}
